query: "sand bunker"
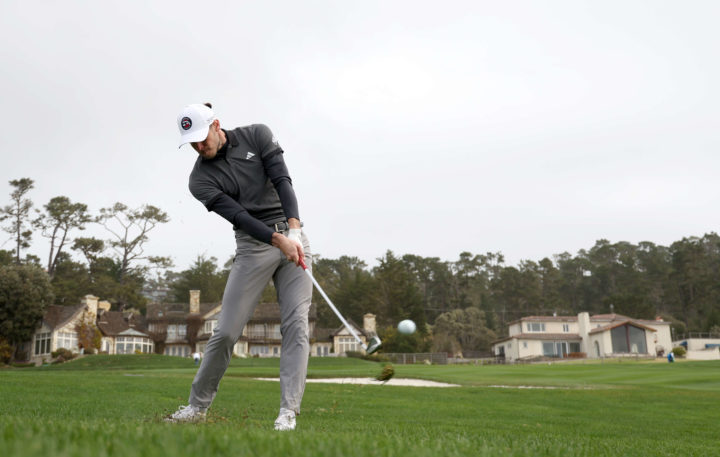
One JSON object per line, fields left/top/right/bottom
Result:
{"left": 255, "top": 377, "right": 460, "bottom": 387}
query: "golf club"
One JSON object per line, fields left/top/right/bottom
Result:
{"left": 298, "top": 257, "right": 382, "bottom": 354}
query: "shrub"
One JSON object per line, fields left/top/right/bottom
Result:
{"left": 0, "top": 338, "right": 12, "bottom": 365}
{"left": 50, "top": 348, "right": 76, "bottom": 362}
{"left": 52, "top": 355, "right": 66, "bottom": 364}
{"left": 11, "top": 362, "right": 34, "bottom": 368}
{"left": 671, "top": 346, "right": 686, "bottom": 357}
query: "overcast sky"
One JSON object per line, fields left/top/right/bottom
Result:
{"left": 1, "top": 1, "right": 719, "bottom": 272}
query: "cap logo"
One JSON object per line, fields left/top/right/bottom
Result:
{"left": 181, "top": 117, "right": 192, "bottom": 130}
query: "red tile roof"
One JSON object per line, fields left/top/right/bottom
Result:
{"left": 589, "top": 320, "right": 657, "bottom": 334}
{"left": 494, "top": 333, "right": 582, "bottom": 343}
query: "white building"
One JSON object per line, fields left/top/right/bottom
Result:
{"left": 672, "top": 335, "right": 720, "bottom": 360}
{"left": 492, "top": 312, "right": 672, "bottom": 362}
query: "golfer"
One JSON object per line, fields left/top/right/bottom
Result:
{"left": 166, "top": 103, "right": 312, "bottom": 431}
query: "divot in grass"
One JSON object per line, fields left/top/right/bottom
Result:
{"left": 255, "top": 377, "right": 460, "bottom": 387}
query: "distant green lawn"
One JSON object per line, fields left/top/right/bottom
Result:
{"left": 1, "top": 355, "right": 718, "bottom": 457}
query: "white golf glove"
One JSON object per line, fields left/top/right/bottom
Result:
{"left": 288, "top": 228, "right": 302, "bottom": 246}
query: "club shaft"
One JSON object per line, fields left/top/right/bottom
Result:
{"left": 303, "top": 269, "right": 368, "bottom": 350}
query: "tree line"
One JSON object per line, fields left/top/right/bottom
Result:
{"left": 1, "top": 177, "right": 720, "bottom": 359}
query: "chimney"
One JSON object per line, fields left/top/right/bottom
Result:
{"left": 98, "top": 300, "right": 111, "bottom": 312}
{"left": 363, "top": 313, "right": 376, "bottom": 334}
{"left": 577, "top": 312, "right": 591, "bottom": 354}
{"left": 189, "top": 290, "right": 200, "bottom": 314}
{"left": 83, "top": 294, "right": 99, "bottom": 317}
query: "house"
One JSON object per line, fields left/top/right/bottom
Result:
{"left": 27, "top": 295, "right": 155, "bottom": 364}
{"left": 28, "top": 299, "right": 88, "bottom": 365}
{"left": 149, "top": 291, "right": 378, "bottom": 357}
{"left": 323, "top": 313, "right": 377, "bottom": 355}
{"left": 146, "top": 290, "right": 220, "bottom": 357}
{"left": 96, "top": 306, "right": 153, "bottom": 355}
{"left": 147, "top": 290, "right": 323, "bottom": 357}
{"left": 672, "top": 334, "right": 720, "bottom": 360}
{"left": 492, "top": 312, "right": 672, "bottom": 362}
{"left": 25, "top": 290, "right": 377, "bottom": 363}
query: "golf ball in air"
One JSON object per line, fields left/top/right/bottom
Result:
{"left": 398, "top": 319, "right": 416, "bottom": 335}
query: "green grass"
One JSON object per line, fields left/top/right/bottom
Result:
{"left": 1, "top": 356, "right": 719, "bottom": 457}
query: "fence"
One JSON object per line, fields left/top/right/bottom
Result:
{"left": 676, "top": 333, "right": 720, "bottom": 339}
{"left": 383, "top": 352, "right": 448, "bottom": 365}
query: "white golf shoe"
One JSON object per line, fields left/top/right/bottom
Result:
{"left": 274, "top": 408, "right": 296, "bottom": 431}
{"left": 165, "top": 404, "right": 207, "bottom": 423}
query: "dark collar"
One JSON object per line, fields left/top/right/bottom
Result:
{"left": 225, "top": 128, "right": 240, "bottom": 147}
{"left": 202, "top": 129, "right": 234, "bottom": 162}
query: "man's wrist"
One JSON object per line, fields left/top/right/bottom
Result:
{"left": 288, "top": 218, "right": 301, "bottom": 229}
{"left": 271, "top": 232, "right": 285, "bottom": 247}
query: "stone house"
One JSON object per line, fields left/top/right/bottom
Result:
{"left": 149, "top": 290, "right": 378, "bottom": 358}
{"left": 27, "top": 294, "right": 154, "bottom": 365}
{"left": 25, "top": 290, "right": 378, "bottom": 363}
{"left": 492, "top": 312, "right": 672, "bottom": 362}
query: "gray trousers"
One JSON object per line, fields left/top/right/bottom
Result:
{"left": 189, "top": 229, "right": 312, "bottom": 414}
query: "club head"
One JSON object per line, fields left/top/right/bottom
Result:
{"left": 366, "top": 336, "right": 382, "bottom": 355}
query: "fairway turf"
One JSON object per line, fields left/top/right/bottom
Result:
{"left": 1, "top": 356, "right": 718, "bottom": 457}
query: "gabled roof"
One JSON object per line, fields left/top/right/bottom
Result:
{"left": 146, "top": 302, "right": 219, "bottom": 320}
{"left": 589, "top": 320, "right": 657, "bottom": 335}
{"left": 202, "top": 305, "right": 222, "bottom": 320}
{"left": 313, "top": 327, "right": 335, "bottom": 342}
{"left": 511, "top": 316, "right": 578, "bottom": 324}
{"left": 251, "top": 302, "right": 282, "bottom": 322}
{"left": 509, "top": 313, "right": 668, "bottom": 326}
{"left": 42, "top": 304, "right": 85, "bottom": 330}
{"left": 118, "top": 328, "right": 150, "bottom": 337}
{"left": 590, "top": 313, "right": 634, "bottom": 321}
{"left": 96, "top": 310, "right": 148, "bottom": 336}
{"left": 330, "top": 318, "right": 367, "bottom": 337}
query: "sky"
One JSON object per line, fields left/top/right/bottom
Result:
{"left": 1, "top": 1, "right": 719, "bottom": 272}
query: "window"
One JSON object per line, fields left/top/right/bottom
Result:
{"left": 569, "top": 342, "right": 581, "bottom": 353}
{"left": 542, "top": 342, "right": 555, "bottom": 356}
{"left": 338, "top": 337, "right": 358, "bottom": 353}
{"left": 522, "top": 341, "right": 528, "bottom": 349}
{"left": 57, "top": 332, "right": 78, "bottom": 351}
{"left": 204, "top": 320, "right": 217, "bottom": 334}
{"left": 542, "top": 342, "right": 571, "bottom": 357}
{"left": 563, "top": 324, "right": 569, "bottom": 332}
{"left": 117, "top": 336, "right": 153, "bottom": 354}
{"left": 34, "top": 332, "right": 51, "bottom": 355}
{"left": 268, "top": 324, "right": 281, "bottom": 340}
{"left": 527, "top": 323, "right": 545, "bottom": 332}
{"left": 611, "top": 325, "right": 648, "bottom": 354}
{"left": 248, "top": 324, "right": 265, "bottom": 339}
{"left": 250, "top": 345, "right": 269, "bottom": 355}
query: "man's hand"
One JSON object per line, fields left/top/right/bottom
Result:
{"left": 271, "top": 230, "right": 305, "bottom": 265}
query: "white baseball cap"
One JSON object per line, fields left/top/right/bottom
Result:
{"left": 177, "top": 104, "right": 216, "bottom": 148}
